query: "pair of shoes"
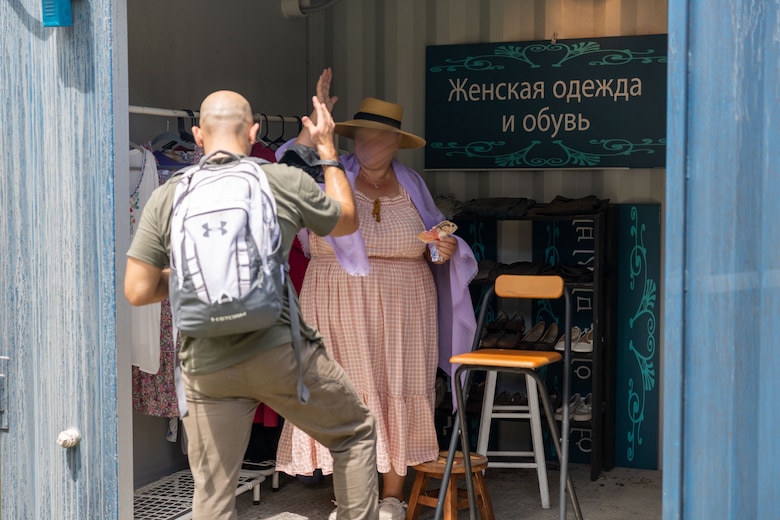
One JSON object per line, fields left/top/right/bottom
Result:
{"left": 379, "top": 497, "right": 407, "bottom": 520}
{"left": 554, "top": 326, "right": 580, "bottom": 352}
{"left": 329, "top": 497, "right": 407, "bottom": 520}
{"left": 554, "top": 325, "right": 594, "bottom": 353}
{"left": 524, "top": 322, "right": 559, "bottom": 350}
{"left": 496, "top": 314, "right": 527, "bottom": 348}
{"left": 573, "top": 327, "right": 594, "bottom": 353}
{"left": 554, "top": 393, "right": 593, "bottom": 422}
{"left": 573, "top": 393, "right": 593, "bottom": 422}
{"left": 479, "top": 311, "right": 510, "bottom": 348}
{"left": 480, "top": 312, "right": 526, "bottom": 348}
{"left": 514, "top": 321, "right": 559, "bottom": 350}
{"left": 494, "top": 391, "right": 528, "bottom": 406}
{"left": 555, "top": 393, "right": 581, "bottom": 421}
{"left": 474, "top": 259, "right": 497, "bottom": 280}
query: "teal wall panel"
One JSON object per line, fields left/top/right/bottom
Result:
{"left": 615, "top": 204, "right": 661, "bottom": 470}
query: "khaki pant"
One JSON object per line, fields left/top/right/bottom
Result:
{"left": 181, "top": 340, "right": 378, "bottom": 520}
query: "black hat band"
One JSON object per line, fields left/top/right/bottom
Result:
{"left": 353, "top": 111, "right": 402, "bottom": 129}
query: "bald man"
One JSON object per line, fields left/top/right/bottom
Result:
{"left": 125, "top": 91, "right": 378, "bottom": 520}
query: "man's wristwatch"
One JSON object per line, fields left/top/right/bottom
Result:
{"left": 315, "top": 159, "right": 345, "bottom": 171}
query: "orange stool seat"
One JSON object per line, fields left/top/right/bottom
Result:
{"left": 407, "top": 452, "right": 495, "bottom": 520}
{"left": 451, "top": 348, "right": 562, "bottom": 369}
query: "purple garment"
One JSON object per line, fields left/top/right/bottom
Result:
{"left": 276, "top": 141, "right": 478, "bottom": 382}
{"left": 277, "top": 140, "right": 370, "bottom": 276}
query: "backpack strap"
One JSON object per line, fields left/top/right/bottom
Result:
{"left": 197, "top": 149, "right": 244, "bottom": 167}
{"left": 243, "top": 156, "right": 272, "bottom": 167}
{"left": 286, "top": 269, "right": 311, "bottom": 404}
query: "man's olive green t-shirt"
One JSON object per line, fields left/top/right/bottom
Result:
{"left": 127, "top": 160, "right": 341, "bottom": 375}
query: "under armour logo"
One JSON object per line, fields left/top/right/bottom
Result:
{"left": 202, "top": 221, "right": 228, "bottom": 237}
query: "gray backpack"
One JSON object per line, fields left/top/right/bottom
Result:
{"left": 168, "top": 150, "right": 311, "bottom": 403}
{"left": 168, "top": 150, "right": 310, "bottom": 403}
{"left": 169, "top": 150, "right": 284, "bottom": 337}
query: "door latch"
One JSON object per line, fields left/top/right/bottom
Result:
{"left": 0, "top": 355, "right": 9, "bottom": 431}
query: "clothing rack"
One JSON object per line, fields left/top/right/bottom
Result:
{"left": 128, "top": 105, "right": 300, "bottom": 125}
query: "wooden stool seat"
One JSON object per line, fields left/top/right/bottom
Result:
{"left": 407, "top": 451, "right": 495, "bottom": 520}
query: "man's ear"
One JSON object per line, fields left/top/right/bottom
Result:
{"left": 249, "top": 122, "right": 260, "bottom": 147}
{"left": 192, "top": 126, "right": 205, "bottom": 148}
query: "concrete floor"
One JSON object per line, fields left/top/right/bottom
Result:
{"left": 236, "top": 464, "right": 662, "bottom": 519}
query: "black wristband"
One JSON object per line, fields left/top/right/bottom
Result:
{"left": 315, "top": 159, "right": 345, "bottom": 171}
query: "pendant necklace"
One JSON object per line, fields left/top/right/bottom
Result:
{"left": 361, "top": 169, "right": 391, "bottom": 223}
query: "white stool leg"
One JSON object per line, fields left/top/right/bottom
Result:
{"left": 272, "top": 471, "right": 280, "bottom": 491}
{"left": 526, "top": 373, "right": 551, "bottom": 509}
{"left": 253, "top": 479, "right": 261, "bottom": 505}
{"left": 477, "top": 371, "right": 498, "bottom": 455}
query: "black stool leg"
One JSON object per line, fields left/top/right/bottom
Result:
{"left": 434, "top": 415, "right": 461, "bottom": 520}
{"left": 453, "top": 366, "right": 478, "bottom": 520}
{"left": 434, "top": 366, "right": 478, "bottom": 520}
{"left": 528, "top": 370, "right": 583, "bottom": 520}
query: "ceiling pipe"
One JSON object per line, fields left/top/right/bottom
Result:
{"left": 281, "top": 0, "right": 345, "bottom": 18}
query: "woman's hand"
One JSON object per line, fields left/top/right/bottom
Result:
{"left": 296, "top": 67, "right": 339, "bottom": 148}
{"left": 433, "top": 236, "right": 458, "bottom": 264}
{"left": 316, "top": 67, "right": 339, "bottom": 113}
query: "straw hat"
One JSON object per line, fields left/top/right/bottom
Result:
{"left": 334, "top": 97, "right": 426, "bottom": 150}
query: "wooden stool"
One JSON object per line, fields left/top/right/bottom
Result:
{"left": 407, "top": 451, "right": 495, "bottom": 520}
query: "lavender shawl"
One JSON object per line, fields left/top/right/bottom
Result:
{"left": 277, "top": 142, "right": 478, "bottom": 381}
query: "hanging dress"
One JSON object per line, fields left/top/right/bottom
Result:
{"left": 130, "top": 147, "right": 180, "bottom": 418}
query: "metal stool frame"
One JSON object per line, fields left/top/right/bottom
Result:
{"left": 435, "top": 276, "right": 583, "bottom": 520}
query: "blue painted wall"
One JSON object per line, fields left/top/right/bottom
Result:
{"left": 664, "top": 0, "right": 780, "bottom": 518}
{"left": 0, "top": 0, "right": 129, "bottom": 518}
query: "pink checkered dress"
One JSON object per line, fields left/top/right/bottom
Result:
{"left": 276, "top": 188, "right": 439, "bottom": 476}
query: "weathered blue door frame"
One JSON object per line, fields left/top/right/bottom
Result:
{"left": 0, "top": 0, "right": 133, "bottom": 518}
{"left": 664, "top": 1, "right": 780, "bottom": 518}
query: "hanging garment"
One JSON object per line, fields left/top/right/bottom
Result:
{"left": 130, "top": 146, "right": 180, "bottom": 417}
{"left": 128, "top": 147, "right": 162, "bottom": 374}
{"left": 251, "top": 142, "right": 277, "bottom": 163}
{"left": 252, "top": 143, "right": 309, "bottom": 294}
{"left": 132, "top": 299, "right": 180, "bottom": 417}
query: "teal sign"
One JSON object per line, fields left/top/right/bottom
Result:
{"left": 425, "top": 34, "right": 667, "bottom": 170}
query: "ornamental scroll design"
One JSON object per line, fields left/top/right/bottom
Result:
{"left": 430, "top": 139, "right": 666, "bottom": 168}
{"left": 429, "top": 42, "right": 666, "bottom": 71}
{"left": 625, "top": 206, "right": 658, "bottom": 461}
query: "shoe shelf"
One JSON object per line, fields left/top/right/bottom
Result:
{"left": 455, "top": 207, "right": 617, "bottom": 481}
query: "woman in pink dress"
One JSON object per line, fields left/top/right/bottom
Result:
{"left": 276, "top": 69, "right": 477, "bottom": 520}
